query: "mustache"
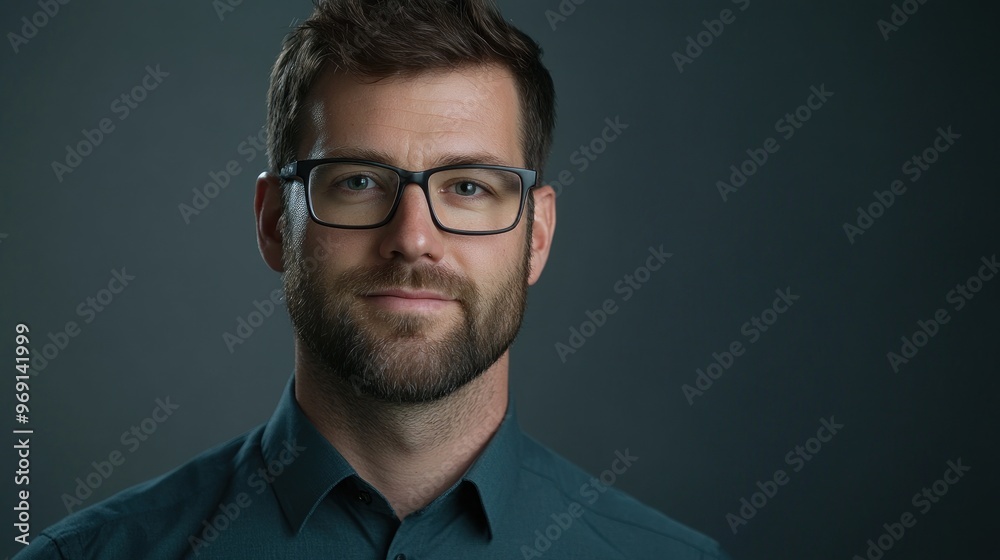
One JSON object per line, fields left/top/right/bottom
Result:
{"left": 336, "top": 261, "right": 474, "bottom": 302}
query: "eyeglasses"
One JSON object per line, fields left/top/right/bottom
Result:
{"left": 279, "top": 158, "right": 537, "bottom": 235}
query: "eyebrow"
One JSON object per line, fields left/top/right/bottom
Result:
{"left": 318, "top": 147, "right": 516, "bottom": 168}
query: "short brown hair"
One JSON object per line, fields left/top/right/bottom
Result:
{"left": 266, "top": 0, "right": 556, "bottom": 185}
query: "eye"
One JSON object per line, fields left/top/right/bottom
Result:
{"left": 453, "top": 181, "right": 484, "bottom": 196}
{"left": 340, "top": 175, "right": 375, "bottom": 191}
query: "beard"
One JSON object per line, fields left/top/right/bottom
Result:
{"left": 282, "top": 232, "right": 531, "bottom": 404}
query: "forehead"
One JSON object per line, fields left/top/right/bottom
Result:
{"left": 300, "top": 64, "right": 524, "bottom": 169}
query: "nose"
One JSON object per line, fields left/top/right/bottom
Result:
{"left": 377, "top": 182, "right": 445, "bottom": 263}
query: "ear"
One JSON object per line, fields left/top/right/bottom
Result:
{"left": 527, "top": 185, "right": 556, "bottom": 286}
{"left": 255, "top": 171, "right": 286, "bottom": 273}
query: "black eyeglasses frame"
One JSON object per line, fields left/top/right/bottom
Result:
{"left": 279, "top": 158, "right": 538, "bottom": 236}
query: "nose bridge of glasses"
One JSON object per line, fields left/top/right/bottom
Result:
{"left": 393, "top": 172, "right": 437, "bottom": 222}
{"left": 396, "top": 169, "right": 431, "bottom": 194}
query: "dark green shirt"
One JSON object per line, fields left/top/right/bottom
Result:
{"left": 18, "top": 377, "right": 731, "bottom": 559}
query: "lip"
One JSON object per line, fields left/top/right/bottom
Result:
{"left": 363, "top": 289, "right": 457, "bottom": 312}
{"left": 366, "top": 289, "right": 455, "bottom": 301}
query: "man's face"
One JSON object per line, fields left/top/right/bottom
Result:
{"left": 281, "top": 65, "right": 533, "bottom": 403}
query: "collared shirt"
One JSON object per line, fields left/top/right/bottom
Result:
{"left": 17, "top": 376, "right": 732, "bottom": 559}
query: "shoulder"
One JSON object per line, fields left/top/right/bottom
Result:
{"left": 17, "top": 427, "right": 263, "bottom": 560}
{"left": 516, "top": 433, "right": 730, "bottom": 560}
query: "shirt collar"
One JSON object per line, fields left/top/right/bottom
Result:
{"left": 261, "top": 374, "right": 524, "bottom": 538}
{"left": 261, "top": 375, "right": 357, "bottom": 533}
{"left": 455, "top": 387, "right": 523, "bottom": 538}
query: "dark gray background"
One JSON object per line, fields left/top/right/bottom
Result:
{"left": 2, "top": 0, "right": 997, "bottom": 558}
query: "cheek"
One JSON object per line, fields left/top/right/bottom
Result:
{"left": 451, "top": 234, "right": 524, "bottom": 281}
{"left": 299, "top": 225, "right": 380, "bottom": 275}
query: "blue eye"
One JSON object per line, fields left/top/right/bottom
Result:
{"left": 454, "top": 181, "right": 482, "bottom": 196}
{"left": 343, "top": 175, "right": 373, "bottom": 190}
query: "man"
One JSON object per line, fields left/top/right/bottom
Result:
{"left": 19, "top": 1, "right": 731, "bottom": 558}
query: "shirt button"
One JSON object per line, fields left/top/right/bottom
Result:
{"left": 357, "top": 490, "right": 372, "bottom": 505}
{"left": 394, "top": 555, "right": 406, "bottom": 560}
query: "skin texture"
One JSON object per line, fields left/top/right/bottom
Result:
{"left": 253, "top": 64, "right": 556, "bottom": 519}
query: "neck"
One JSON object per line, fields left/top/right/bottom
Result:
{"left": 294, "top": 348, "right": 509, "bottom": 519}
